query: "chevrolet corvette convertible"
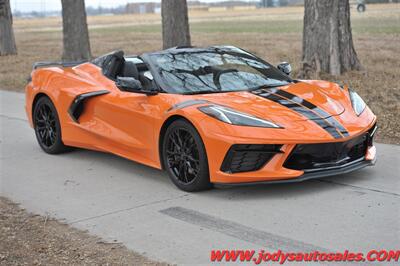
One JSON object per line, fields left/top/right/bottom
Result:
{"left": 25, "top": 46, "right": 377, "bottom": 191}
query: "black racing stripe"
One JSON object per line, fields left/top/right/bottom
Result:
{"left": 257, "top": 92, "right": 343, "bottom": 139}
{"left": 324, "top": 117, "right": 349, "bottom": 137}
{"left": 273, "top": 90, "right": 349, "bottom": 137}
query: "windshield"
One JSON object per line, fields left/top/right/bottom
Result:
{"left": 146, "top": 47, "right": 291, "bottom": 94}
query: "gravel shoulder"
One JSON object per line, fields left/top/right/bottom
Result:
{"left": 0, "top": 197, "right": 168, "bottom": 266}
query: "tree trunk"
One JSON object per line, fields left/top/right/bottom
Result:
{"left": 161, "top": 0, "right": 191, "bottom": 49}
{"left": 0, "top": 0, "right": 17, "bottom": 56}
{"left": 301, "top": 0, "right": 361, "bottom": 77}
{"left": 61, "top": 0, "right": 91, "bottom": 61}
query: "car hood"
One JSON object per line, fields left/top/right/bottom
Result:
{"left": 194, "top": 80, "right": 347, "bottom": 124}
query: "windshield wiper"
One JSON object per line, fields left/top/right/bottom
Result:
{"left": 248, "top": 83, "right": 289, "bottom": 92}
{"left": 183, "top": 90, "right": 229, "bottom": 95}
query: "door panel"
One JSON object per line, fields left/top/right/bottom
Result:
{"left": 78, "top": 90, "right": 161, "bottom": 167}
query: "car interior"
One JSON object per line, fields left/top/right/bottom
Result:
{"left": 92, "top": 50, "right": 154, "bottom": 91}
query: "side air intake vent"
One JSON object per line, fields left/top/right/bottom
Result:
{"left": 221, "top": 144, "right": 282, "bottom": 174}
{"left": 68, "top": 90, "right": 109, "bottom": 123}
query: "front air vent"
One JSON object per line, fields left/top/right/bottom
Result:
{"left": 220, "top": 144, "right": 282, "bottom": 174}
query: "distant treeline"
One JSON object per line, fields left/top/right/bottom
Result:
{"left": 12, "top": 0, "right": 399, "bottom": 18}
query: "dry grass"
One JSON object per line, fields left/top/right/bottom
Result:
{"left": 1, "top": 4, "right": 399, "bottom": 144}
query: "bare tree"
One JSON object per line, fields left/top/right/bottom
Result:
{"left": 0, "top": 0, "right": 17, "bottom": 55}
{"left": 161, "top": 0, "right": 191, "bottom": 49}
{"left": 301, "top": 0, "right": 362, "bottom": 77}
{"left": 61, "top": 0, "right": 91, "bottom": 61}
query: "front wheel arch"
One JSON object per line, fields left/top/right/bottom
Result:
{"left": 160, "top": 118, "right": 211, "bottom": 191}
{"left": 159, "top": 115, "right": 195, "bottom": 170}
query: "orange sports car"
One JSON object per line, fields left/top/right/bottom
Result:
{"left": 25, "top": 46, "right": 377, "bottom": 191}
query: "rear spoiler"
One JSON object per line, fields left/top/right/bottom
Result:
{"left": 27, "top": 60, "right": 88, "bottom": 82}
{"left": 32, "top": 60, "right": 87, "bottom": 70}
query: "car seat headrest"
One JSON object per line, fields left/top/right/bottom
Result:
{"left": 123, "top": 61, "right": 139, "bottom": 80}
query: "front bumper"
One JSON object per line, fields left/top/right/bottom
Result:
{"left": 205, "top": 122, "right": 377, "bottom": 184}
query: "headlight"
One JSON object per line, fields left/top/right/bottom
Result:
{"left": 349, "top": 89, "right": 366, "bottom": 116}
{"left": 198, "top": 105, "right": 281, "bottom": 128}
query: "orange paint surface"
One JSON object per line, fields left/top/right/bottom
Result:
{"left": 26, "top": 62, "right": 376, "bottom": 184}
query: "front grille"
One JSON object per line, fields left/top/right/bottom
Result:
{"left": 221, "top": 144, "right": 282, "bottom": 174}
{"left": 284, "top": 134, "right": 369, "bottom": 171}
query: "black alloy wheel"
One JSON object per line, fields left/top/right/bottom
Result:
{"left": 163, "top": 119, "right": 211, "bottom": 191}
{"left": 33, "top": 96, "right": 68, "bottom": 154}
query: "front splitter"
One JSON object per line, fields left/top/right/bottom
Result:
{"left": 214, "top": 157, "right": 376, "bottom": 187}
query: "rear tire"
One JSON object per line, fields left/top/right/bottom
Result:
{"left": 33, "top": 96, "right": 69, "bottom": 154}
{"left": 162, "top": 119, "right": 212, "bottom": 192}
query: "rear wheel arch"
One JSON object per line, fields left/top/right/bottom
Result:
{"left": 32, "top": 93, "right": 50, "bottom": 125}
{"left": 32, "top": 95, "right": 69, "bottom": 154}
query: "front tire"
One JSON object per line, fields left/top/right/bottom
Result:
{"left": 162, "top": 119, "right": 212, "bottom": 192}
{"left": 33, "top": 96, "right": 69, "bottom": 154}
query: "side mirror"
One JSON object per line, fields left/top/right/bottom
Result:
{"left": 277, "top": 62, "right": 292, "bottom": 76}
{"left": 116, "top": 76, "right": 142, "bottom": 92}
{"left": 116, "top": 77, "right": 157, "bottom": 95}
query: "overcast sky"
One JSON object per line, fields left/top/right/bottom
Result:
{"left": 10, "top": 0, "right": 235, "bottom": 12}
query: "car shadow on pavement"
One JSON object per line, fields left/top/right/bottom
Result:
{"left": 62, "top": 147, "right": 374, "bottom": 201}
{"left": 60, "top": 148, "right": 171, "bottom": 186}
{"left": 205, "top": 176, "right": 369, "bottom": 201}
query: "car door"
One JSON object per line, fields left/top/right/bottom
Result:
{"left": 89, "top": 87, "right": 161, "bottom": 167}
{"left": 75, "top": 54, "right": 162, "bottom": 167}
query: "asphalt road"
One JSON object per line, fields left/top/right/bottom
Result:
{"left": 1, "top": 90, "right": 399, "bottom": 265}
